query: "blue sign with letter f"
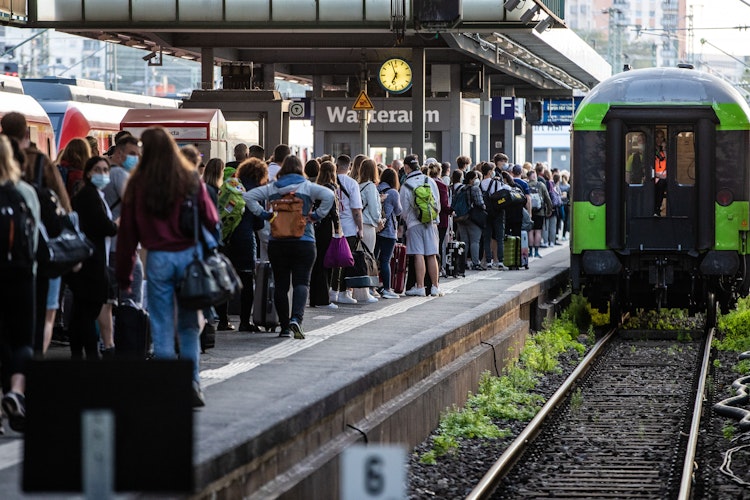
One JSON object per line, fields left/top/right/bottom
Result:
{"left": 491, "top": 97, "right": 515, "bottom": 120}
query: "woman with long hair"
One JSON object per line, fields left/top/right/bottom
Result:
{"left": 374, "top": 167, "right": 402, "bottom": 299}
{"left": 116, "top": 127, "right": 218, "bottom": 407}
{"left": 67, "top": 156, "right": 118, "bottom": 360}
{"left": 309, "top": 160, "right": 339, "bottom": 308}
{"left": 0, "top": 133, "right": 39, "bottom": 432}
{"left": 242, "top": 155, "right": 334, "bottom": 339}
{"left": 58, "top": 137, "right": 92, "bottom": 199}
{"left": 356, "top": 159, "right": 382, "bottom": 302}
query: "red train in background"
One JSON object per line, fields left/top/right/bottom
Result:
{"left": 0, "top": 75, "right": 179, "bottom": 158}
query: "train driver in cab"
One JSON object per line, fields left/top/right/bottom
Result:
{"left": 653, "top": 128, "right": 667, "bottom": 216}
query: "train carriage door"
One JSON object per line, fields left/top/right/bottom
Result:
{"left": 624, "top": 125, "right": 696, "bottom": 250}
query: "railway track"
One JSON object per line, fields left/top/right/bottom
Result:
{"left": 467, "top": 328, "right": 713, "bottom": 499}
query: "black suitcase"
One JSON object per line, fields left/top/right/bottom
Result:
{"left": 252, "top": 261, "right": 280, "bottom": 332}
{"left": 114, "top": 299, "right": 151, "bottom": 359}
{"left": 445, "top": 241, "right": 467, "bottom": 277}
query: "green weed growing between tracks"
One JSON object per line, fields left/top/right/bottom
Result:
{"left": 419, "top": 296, "right": 587, "bottom": 464}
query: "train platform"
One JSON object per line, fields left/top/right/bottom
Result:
{"left": 0, "top": 243, "right": 571, "bottom": 499}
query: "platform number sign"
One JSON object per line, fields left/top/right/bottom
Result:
{"left": 341, "top": 445, "right": 406, "bottom": 499}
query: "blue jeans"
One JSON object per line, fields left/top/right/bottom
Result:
{"left": 146, "top": 247, "right": 201, "bottom": 383}
{"left": 374, "top": 235, "right": 397, "bottom": 290}
{"left": 483, "top": 212, "right": 505, "bottom": 264}
{"left": 268, "top": 240, "right": 316, "bottom": 329}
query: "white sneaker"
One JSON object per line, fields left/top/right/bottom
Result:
{"left": 381, "top": 289, "right": 400, "bottom": 299}
{"left": 335, "top": 292, "right": 358, "bottom": 304}
{"left": 362, "top": 292, "right": 378, "bottom": 303}
{"left": 316, "top": 303, "right": 339, "bottom": 309}
{"left": 405, "top": 286, "right": 426, "bottom": 297}
{"left": 329, "top": 290, "right": 339, "bottom": 302}
{"left": 430, "top": 285, "right": 444, "bottom": 297}
{"left": 370, "top": 289, "right": 381, "bottom": 298}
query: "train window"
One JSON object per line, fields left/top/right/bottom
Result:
{"left": 625, "top": 131, "right": 646, "bottom": 184}
{"left": 675, "top": 131, "right": 695, "bottom": 186}
{"left": 572, "top": 131, "right": 606, "bottom": 200}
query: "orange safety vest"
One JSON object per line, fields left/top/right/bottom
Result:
{"left": 654, "top": 151, "right": 666, "bottom": 180}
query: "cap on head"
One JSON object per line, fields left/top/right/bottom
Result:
{"left": 424, "top": 157, "right": 438, "bottom": 166}
{"left": 512, "top": 164, "right": 523, "bottom": 175}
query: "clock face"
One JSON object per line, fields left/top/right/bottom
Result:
{"left": 379, "top": 58, "right": 413, "bottom": 94}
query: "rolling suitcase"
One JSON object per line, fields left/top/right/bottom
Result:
{"left": 504, "top": 235, "right": 522, "bottom": 270}
{"left": 252, "top": 261, "right": 280, "bottom": 332}
{"left": 520, "top": 230, "right": 530, "bottom": 269}
{"left": 114, "top": 299, "right": 151, "bottom": 359}
{"left": 445, "top": 240, "right": 466, "bottom": 277}
{"left": 390, "top": 243, "right": 407, "bottom": 294}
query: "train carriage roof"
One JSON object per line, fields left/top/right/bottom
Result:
{"left": 583, "top": 67, "right": 747, "bottom": 106}
{"left": 573, "top": 67, "right": 750, "bottom": 129}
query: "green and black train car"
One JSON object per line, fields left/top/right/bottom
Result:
{"left": 570, "top": 66, "right": 750, "bottom": 325}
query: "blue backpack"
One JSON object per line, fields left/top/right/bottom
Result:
{"left": 451, "top": 185, "right": 471, "bottom": 222}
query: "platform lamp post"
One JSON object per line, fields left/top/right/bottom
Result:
{"left": 360, "top": 64, "right": 368, "bottom": 156}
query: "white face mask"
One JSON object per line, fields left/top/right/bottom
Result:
{"left": 473, "top": 178, "right": 481, "bottom": 186}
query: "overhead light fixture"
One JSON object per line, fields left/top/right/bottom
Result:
{"left": 504, "top": 0, "right": 522, "bottom": 10}
{"left": 520, "top": 4, "right": 540, "bottom": 24}
{"left": 534, "top": 16, "right": 554, "bottom": 33}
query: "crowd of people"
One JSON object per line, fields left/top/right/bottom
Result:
{"left": 0, "top": 109, "right": 572, "bottom": 428}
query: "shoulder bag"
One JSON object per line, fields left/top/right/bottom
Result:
{"left": 323, "top": 228, "right": 355, "bottom": 269}
{"left": 177, "top": 195, "right": 243, "bottom": 310}
{"left": 33, "top": 154, "right": 94, "bottom": 278}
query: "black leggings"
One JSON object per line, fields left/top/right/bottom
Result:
{"left": 69, "top": 294, "right": 104, "bottom": 360}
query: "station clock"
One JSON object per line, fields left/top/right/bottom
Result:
{"left": 378, "top": 58, "right": 413, "bottom": 94}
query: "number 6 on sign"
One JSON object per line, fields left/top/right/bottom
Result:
{"left": 341, "top": 445, "right": 406, "bottom": 499}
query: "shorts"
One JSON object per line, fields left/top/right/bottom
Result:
{"left": 405, "top": 223, "right": 440, "bottom": 256}
{"left": 46, "top": 276, "right": 62, "bottom": 310}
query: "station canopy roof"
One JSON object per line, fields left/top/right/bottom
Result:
{"left": 11, "top": 0, "right": 611, "bottom": 97}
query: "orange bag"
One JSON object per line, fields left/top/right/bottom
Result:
{"left": 270, "top": 192, "right": 306, "bottom": 239}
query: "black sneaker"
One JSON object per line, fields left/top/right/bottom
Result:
{"left": 279, "top": 328, "right": 292, "bottom": 338}
{"left": 289, "top": 319, "right": 305, "bottom": 339}
{"left": 2, "top": 392, "right": 26, "bottom": 432}
{"left": 238, "top": 322, "right": 261, "bottom": 332}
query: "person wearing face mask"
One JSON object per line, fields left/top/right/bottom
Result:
{"left": 66, "top": 156, "right": 119, "bottom": 360}
{"left": 103, "top": 135, "right": 144, "bottom": 306}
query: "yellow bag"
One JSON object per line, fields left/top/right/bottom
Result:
{"left": 270, "top": 192, "right": 306, "bottom": 239}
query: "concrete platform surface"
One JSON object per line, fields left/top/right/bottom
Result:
{"left": 0, "top": 243, "right": 570, "bottom": 499}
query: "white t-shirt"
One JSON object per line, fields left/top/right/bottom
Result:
{"left": 337, "top": 174, "right": 363, "bottom": 237}
{"left": 267, "top": 162, "right": 281, "bottom": 181}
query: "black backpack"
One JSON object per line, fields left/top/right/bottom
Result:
{"left": 0, "top": 182, "right": 36, "bottom": 269}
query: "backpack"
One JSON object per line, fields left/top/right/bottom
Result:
{"left": 270, "top": 191, "right": 306, "bottom": 239}
{"left": 482, "top": 178, "right": 504, "bottom": 216}
{"left": 0, "top": 182, "right": 36, "bottom": 269}
{"left": 548, "top": 180, "right": 562, "bottom": 208}
{"left": 529, "top": 183, "right": 542, "bottom": 211}
{"left": 451, "top": 185, "right": 471, "bottom": 222}
{"left": 218, "top": 177, "right": 247, "bottom": 243}
{"left": 405, "top": 177, "right": 438, "bottom": 224}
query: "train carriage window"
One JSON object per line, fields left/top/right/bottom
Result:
{"left": 625, "top": 131, "right": 646, "bottom": 184}
{"left": 572, "top": 131, "right": 606, "bottom": 200}
{"left": 675, "top": 131, "right": 695, "bottom": 186}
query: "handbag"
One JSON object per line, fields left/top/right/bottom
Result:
{"left": 469, "top": 205, "right": 488, "bottom": 228}
{"left": 348, "top": 237, "right": 379, "bottom": 278}
{"left": 177, "top": 196, "right": 243, "bottom": 310}
{"left": 37, "top": 212, "right": 95, "bottom": 278}
{"left": 521, "top": 208, "right": 534, "bottom": 232}
{"left": 323, "top": 230, "right": 355, "bottom": 269}
{"left": 493, "top": 186, "right": 526, "bottom": 209}
{"left": 32, "top": 155, "right": 94, "bottom": 277}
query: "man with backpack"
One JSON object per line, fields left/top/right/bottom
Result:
{"left": 400, "top": 154, "right": 442, "bottom": 297}
{"left": 479, "top": 162, "right": 508, "bottom": 270}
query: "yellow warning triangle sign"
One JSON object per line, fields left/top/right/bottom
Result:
{"left": 352, "top": 90, "right": 375, "bottom": 111}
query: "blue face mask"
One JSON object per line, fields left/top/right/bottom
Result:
{"left": 91, "top": 173, "right": 110, "bottom": 189}
{"left": 122, "top": 154, "right": 138, "bottom": 171}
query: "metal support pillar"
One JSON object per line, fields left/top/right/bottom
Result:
{"left": 411, "top": 47, "right": 425, "bottom": 160}
{"left": 201, "top": 47, "right": 214, "bottom": 90}
{"left": 479, "top": 69, "right": 491, "bottom": 163}
{"left": 360, "top": 65, "right": 368, "bottom": 156}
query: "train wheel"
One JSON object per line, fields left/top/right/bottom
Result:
{"left": 706, "top": 291, "right": 718, "bottom": 332}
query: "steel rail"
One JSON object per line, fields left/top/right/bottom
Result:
{"left": 466, "top": 327, "right": 617, "bottom": 500}
{"left": 678, "top": 327, "right": 715, "bottom": 500}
